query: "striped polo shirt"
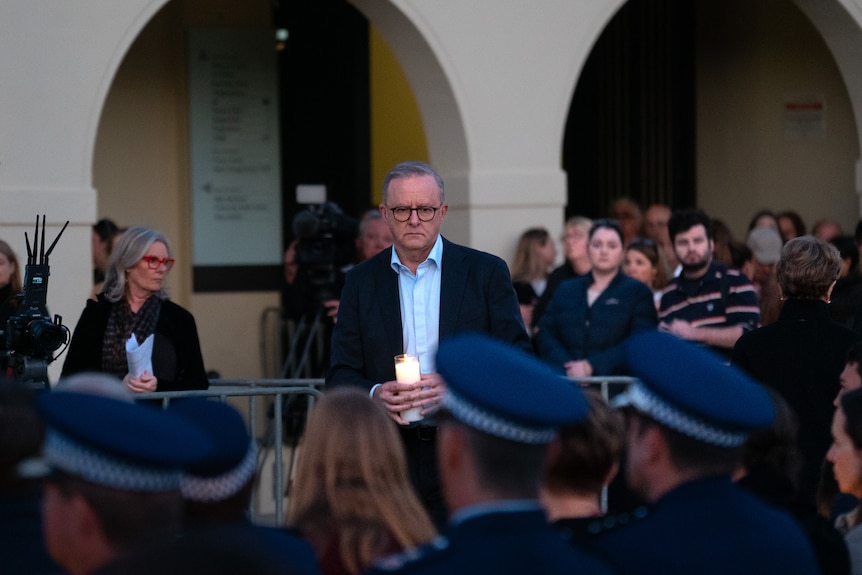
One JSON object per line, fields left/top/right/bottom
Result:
{"left": 659, "top": 261, "right": 760, "bottom": 332}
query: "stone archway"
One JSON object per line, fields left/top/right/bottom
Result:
{"left": 562, "top": 0, "right": 862, "bottom": 233}
{"left": 345, "top": 0, "right": 629, "bottom": 253}
{"left": 796, "top": 0, "right": 862, "bottom": 215}
{"left": 347, "top": 0, "right": 469, "bottom": 197}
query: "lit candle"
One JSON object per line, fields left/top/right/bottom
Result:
{"left": 395, "top": 356, "right": 421, "bottom": 384}
{"left": 394, "top": 354, "right": 423, "bottom": 422}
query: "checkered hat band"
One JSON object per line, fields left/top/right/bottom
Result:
{"left": 44, "top": 429, "right": 181, "bottom": 492}
{"left": 627, "top": 383, "right": 747, "bottom": 447}
{"left": 180, "top": 441, "right": 257, "bottom": 502}
{"left": 443, "top": 390, "right": 556, "bottom": 444}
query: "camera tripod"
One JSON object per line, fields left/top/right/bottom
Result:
{"left": 279, "top": 304, "right": 331, "bottom": 379}
{"left": 258, "top": 303, "right": 331, "bottom": 518}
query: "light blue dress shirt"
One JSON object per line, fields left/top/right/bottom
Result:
{"left": 390, "top": 234, "right": 443, "bottom": 374}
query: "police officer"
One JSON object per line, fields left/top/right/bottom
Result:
{"left": 367, "top": 333, "right": 616, "bottom": 575}
{"left": 168, "top": 399, "right": 319, "bottom": 575}
{"left": 588, "top": 331, "right": 820, "bottom": 574}
{"left": 34, "top": 384, "right": 214, "bottom": 575}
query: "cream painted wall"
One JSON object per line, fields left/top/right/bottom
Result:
{"left": 697, "top": 0, "right": 859, "bottom": 239}
{"left": 370, "top": 26, "right": 429, "bottom": 204}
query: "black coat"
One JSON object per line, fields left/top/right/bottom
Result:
{"left": 61, "top": 294, "right": 209, "bottom": 391}
{"left": 732, "top": 298, "right": 861, "bottom": 508}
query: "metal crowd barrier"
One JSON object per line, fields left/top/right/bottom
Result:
{"left": 136, "top": 376, "right": 636, "bottom": 523}
{"left": 568, "top": 376, "right": 638, "bottom": 513}
{"left": 569, "top": 375, "right": 636, "bottom": 399}
{"left": 139, "top": 378, "right": 325, "bottom": 526}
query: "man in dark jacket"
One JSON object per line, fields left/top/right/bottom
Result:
{"left": 328, "top": 161, "right": 530, "bottom": 527}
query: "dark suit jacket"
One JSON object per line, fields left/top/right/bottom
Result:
{"left": 732, "top": 298, "right": 862, "bottom": 508}
{"left": 327, "top": 237, "right": 531, "bottom": 390}
{"left": 61, "top": 295, "right": 209, "bottom": 391}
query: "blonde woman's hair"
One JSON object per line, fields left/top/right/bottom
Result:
{"left": 0, "top": 240, "right": 22, "bottom": 294}
{"left": 288, "top": 388, "right": 436, "bottom": 574}
{"left": 511, "top": 227, "right": 552, "bottom": 284}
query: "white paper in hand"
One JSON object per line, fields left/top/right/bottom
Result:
{"left": 126, "top": 333, "right": 154, "bottom": 378}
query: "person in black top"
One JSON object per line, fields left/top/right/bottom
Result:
{"left": 62, "top": 226, "right": 208, "bottom": 393}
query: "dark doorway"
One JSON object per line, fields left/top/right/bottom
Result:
{"left": 275, "top": 0, "right": 371, "bottom": 245}
{"left": 563, "top": 0, "right": 697, "bottom": 221}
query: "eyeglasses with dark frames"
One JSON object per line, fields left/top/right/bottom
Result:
{"left": 141, "top": 256, "right": 175, "bottom": 270}
{"left": 388, "top": 206, "right": 442, "bottom": 222}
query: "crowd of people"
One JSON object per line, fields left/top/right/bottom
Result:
{"left": 7, "top": 160, "right": 862, "bottom": 573}
{"left": 504, "top": 198, "right": 862, "bottom": 573}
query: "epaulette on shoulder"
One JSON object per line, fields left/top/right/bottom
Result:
{"left": 373, "top": 536, "right": 449, "bottom": 572}
{"left": 584, "top": 506, "right": 649, "bottom": 536}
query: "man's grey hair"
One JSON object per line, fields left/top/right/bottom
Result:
{"left": 382, "top": 161, "right": 445, "bottom": 205}
{"left": 359, "top": 209, "right": 384, "bottom": 235}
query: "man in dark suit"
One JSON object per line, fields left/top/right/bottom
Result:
{"left": 328, "top": 160, "right": 531, "bottom": 525}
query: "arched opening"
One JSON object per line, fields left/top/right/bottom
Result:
{"left": 564, "top": 0, "right": 860, "bottom": 239}
{"left": 564, "top": 0, "right": 696, "bottom": 221}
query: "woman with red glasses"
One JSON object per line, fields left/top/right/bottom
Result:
{"left": 61, "top": 225, "right": 208, "bottom": 392}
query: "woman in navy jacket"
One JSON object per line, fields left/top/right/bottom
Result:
{"left": 535, "top": 220, "right": 657, "bottom": 376}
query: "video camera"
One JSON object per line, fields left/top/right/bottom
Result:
{"left": 291, "top": 186, "right": 358, "bottom": 303}
{"left": 0, "top": 216, "right": 70, "bottom": 389}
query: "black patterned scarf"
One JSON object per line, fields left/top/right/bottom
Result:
{"left": 101, "top": 295, "right": 162, "bottom": 377}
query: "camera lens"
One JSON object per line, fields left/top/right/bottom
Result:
{"left": 29, "top": 320, "right": 67, "bottom": 355}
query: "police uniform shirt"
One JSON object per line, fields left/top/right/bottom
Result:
{"left": 368, "top": 503, "right": 616, "bottom": 575}
{"left": 589, "top": 476, "right": 819, "bottom": 575}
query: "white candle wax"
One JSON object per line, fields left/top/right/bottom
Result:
{"left": 394, "top": 355, "right": 423, "bottom": 422}
{"left": 395, "top": 358, "right": 421, "bottom": 384}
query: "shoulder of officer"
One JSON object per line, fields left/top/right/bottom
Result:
{"left": 581, "top": 506, "right": 650, "bottom": 537}
{"left": 372, "top": 536, "right": 450, "bottom": 572}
